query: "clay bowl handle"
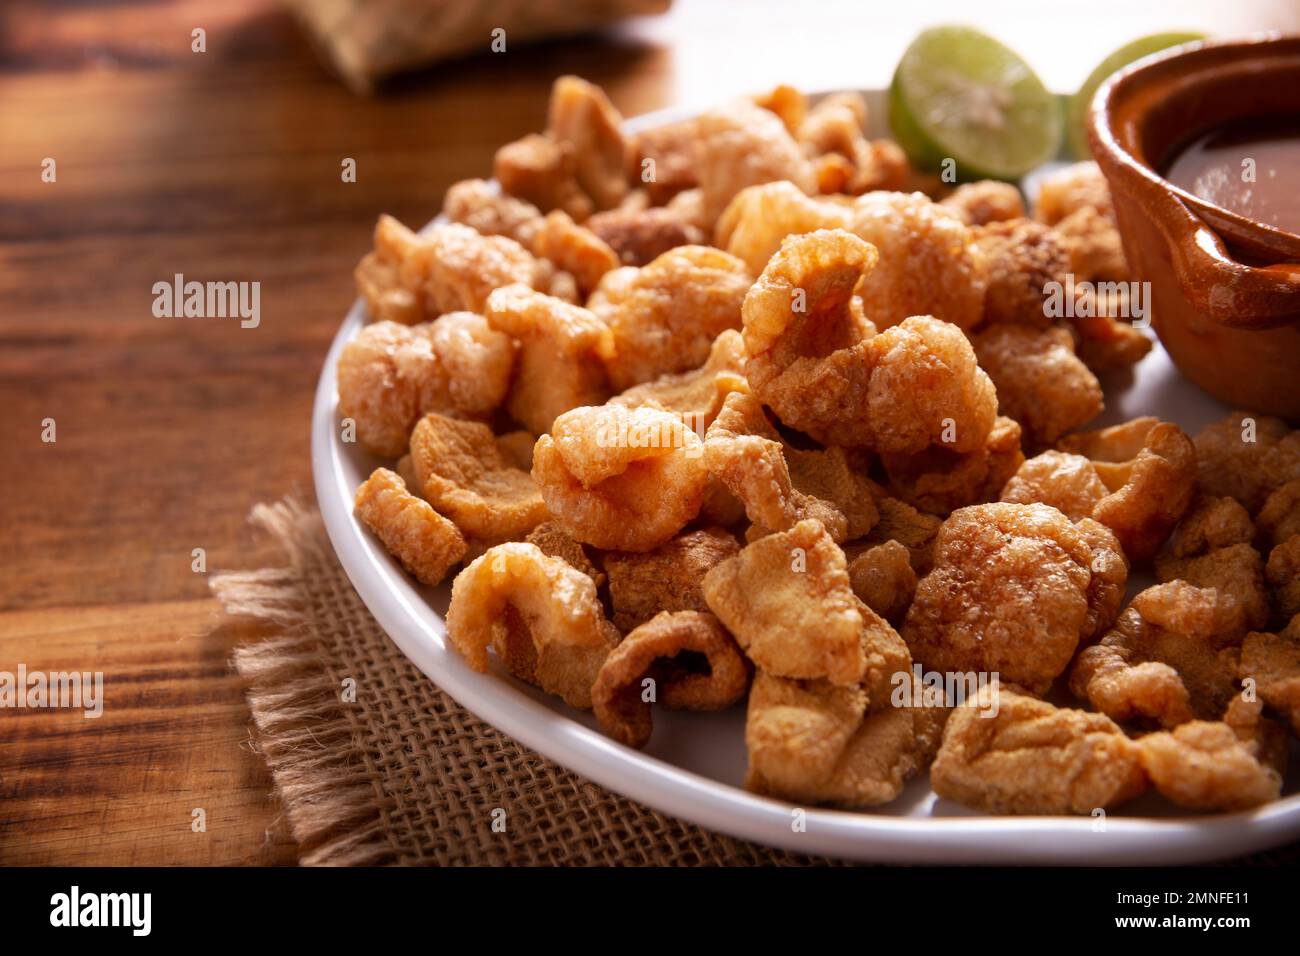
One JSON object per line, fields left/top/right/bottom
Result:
{"left": 1171, "top": 212, "right": 1300, "bottom": 331}
{"left": 1091, "top": 35, "right": 1300, "bottom": 332}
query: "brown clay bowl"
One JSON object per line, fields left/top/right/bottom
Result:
{"left": 1090, "top": 34, "right": 1300, "bottom": 421}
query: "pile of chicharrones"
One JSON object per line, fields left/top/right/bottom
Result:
{"left": 339, "top": 76, "right": 1300, "bottom": 817}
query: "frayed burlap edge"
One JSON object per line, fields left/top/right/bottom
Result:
{"left": 215, "top": 500, "right": 395, "bottom": 865}
{"left": 213, "top": 497, "right": 844, "bottom": 866}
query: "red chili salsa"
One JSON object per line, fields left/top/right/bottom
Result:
{"left": 1164, "top": 115, "right": 1300, "bottom": 236}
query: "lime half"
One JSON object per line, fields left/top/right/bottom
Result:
{"left": 1067, "top": 32, "right": 1206, "bottom": 159}
{"left": 890, "top": 26, "right": 1062, "bottom": 182}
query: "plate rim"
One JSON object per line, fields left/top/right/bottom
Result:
{"left": 310, "top": 91, "right": 1300, "bottom": 864}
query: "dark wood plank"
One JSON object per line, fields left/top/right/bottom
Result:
{"left": 0, "top": 602, "right": 297, "bottom": 865}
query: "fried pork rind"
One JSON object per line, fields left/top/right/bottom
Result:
{"left": 430, "top": 310, "right": 520, "bottom": 413}
{"left": 338, "top": 326, "right": 432, "bottom": 459}
{"left": 1258, "top": 478, "right": 1300, "bottom": 548}
{"left": 848, "top": 540, "right": 917, "bottom": 626}
{"left": 974, "top": 324, "right": 1103, "bottom": 450}
{"left": 797, "top": 92, "right": 912, "bottom": 195}
{"left": 546, "top": 270, "right": 580, "bottom": 304}
{"left": 809, "top": 148, "right": 860, "bottom": 196}
{"left": 861, "top": 486, "right": 943, "bottom": 574}
{"left": 741, "top": 229, "right": 879, "bottom": 447}
{"left": 666, "top": 187, "right": 709, "bottom": 233}
{"left": 1194, "top": 412, "right": 1300, "bottom": 514}
{"left": 1034, "top": 161, "right": 1114, "bottom": 224}
{"left": 901, "top": 503, "right": 1126, "bottom": 695}
{"left": 546, "top": 75, "right": 630, "bottom": 213}
{"left": 1033, "top": 161, "right": 1129, "bottom": 281}
{"left": 1239, "top": 627, "right": 1300, "bottom": 736}
{"left": 694, "top": 99, "right": 817, "bottom": 227}
{"left": 881, "top": 415, "right": 1024, "bottom": 516}
{"left": 1224, "top": 694, "right": 1291, "bottom": 772}
{"left": 782, "top": 442, "right": 879, "bottom": 540}
{"left": 930, "top": 684, "right": 1147, "bottom": 815}
{"left": 1267, "top": 535, "right": 1300, "bottom": 620}
{"left": 611, "top": 186, "right": 648, "bottom": 212}
{"left": 407, "top": 412, "right": 548, "bottom": 542}
{"left": 849, "top": 191, "right": 987, "bottom": 332}
{"left": 703, "top": 519, "right": 910, "bottom": 687}
{"left": 354, "top": 214, "right": 424, "bottom": 324}
{"left": 1166, "top": 495, "right": 1255, "bottom": 558}
{"left": 619, "top": 357, "right": 747, "bottom": 530}
{"left": 358, "top": 213, "right": 454, "bottom": 325}
{"left": 1053, "top": 206, "right": 1130, "bottom": 282}
{"left": 1069, "top": 581, "right": 1245, "bottom": 728}
{"left": 1076, "top": 518, "right": 1132, "bottom": 639}
{"left": 697, "top": 477, "right": 747, "bottom": 529}
{"left": 795, "top": 89, "right": 857, "bottom": 153}
{"left": 1000, "top": 451, "right": 1108, "bottom": 521}
{"left": 588, "top": 245, "right": 751, "bottom": 391}
{"left": 483, "top": 283, "right": 614, "bottom": 435}
{"left": 524, "top": 521, "right": 604, "bottom": 587}
{"left": 395, "top": 453, "right": 419, "bottom": 493}
{"left": 631, "top": 118, "right": 701, "bottom": 206}
{"left": 970, "top": 219, "right": 1070, "bottom": 328}
{"left": 358, "top": 219, "right": 549, "bottom": 321}
{"left": 531, "top": 404, "right": 708, "bottom": 552}
{"left": 1156, "top": 543, "right": 1270, "bottom": 632}
{"left": 529, "top": 210, "right": 619, "bottom": 297}
{"left": 494, "top": 430, "right": 536, "bottom": 471}
{"left": 610, "top": 328, "right": 747, "bottom": 433}
{"left": 446, "top": 543, "right": 619, "bottom": 709}
{"left": 703, "top": 391, "right": 875, "bottom": 543}
{"left": 1005, "top": 421, "right": 1197, "bottom": 563}
{"left": 1058, "top": 418, "right": 1197, "bottom": 562}
{"left": 336, "top": 314, "right": 514, "bottom": 458}
{"left": 605, "top": 527, "right": 741, "bottom": 632}
{"left": 852, "top": 140, "right": 913, "bottom": 196}
{"left": 744, "top": 670, "right": 944, "bottom": 808}
{"left": 592, "top": 610, "right": 750, "bottom": 748}
{"left": 585, "top": 205, "right": 704, "bottom": 267}
{"left": 1137, "top": 711, "right": 1283, "bottom": 812}
{"left": 353, "top": 468, "right": 467, "bottom": 587}
{"left": 493, "top": 132, "right": 592, "bottom": 221}
{"left": 1070, "top": 304, "right": 1154, "bottom": 373}
{"left": 714, "top": 181, "right": 852, "bottom": 275}
{"left": 753, "top": 84, "right": 808, "bottom": 136}
{"left": 939, "top": 181, "right": 1025, "bottom": 226}
{"left": 811, "top": 90, "right": 866, "bottom": 127}
{"left": 443, "top": 178, "right": 542, "bottom": 247}
{"left": 868, "top": 315, "right": 998, "bottom": 456}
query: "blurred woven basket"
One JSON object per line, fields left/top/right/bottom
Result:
{"left": 285, "top": 0, "right": 672, "bottom": 93}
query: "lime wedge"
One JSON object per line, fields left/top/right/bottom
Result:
{"left": 1067, "top": 32, "right": 1205, "bottom": 158}
{"left": 890, "top": 26, "right": 1062, "bottom": 182}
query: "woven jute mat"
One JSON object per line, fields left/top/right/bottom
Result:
{"left": 212, "top": 499, "right": 837, "bottom": 866}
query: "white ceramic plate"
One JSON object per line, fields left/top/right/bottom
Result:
{"left": 312, "top": 91, "right": 1300, "bottom": 864}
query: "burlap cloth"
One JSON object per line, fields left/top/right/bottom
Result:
{"left": 214, "top": 498, "right": 1299, "bottom": 866}
{"left": 212, "top": 499, "right": 837, "bottom": 865}
{"left": 285, "top": 0, "right": 672, "bottom": 93}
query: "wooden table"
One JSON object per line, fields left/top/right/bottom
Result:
{"left": 2, "top": 0, "right": 1296, "bottom": 866}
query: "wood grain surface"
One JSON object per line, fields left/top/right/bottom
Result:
{"left": 1, "top": 0, "right": 1296, "bottom": 866}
